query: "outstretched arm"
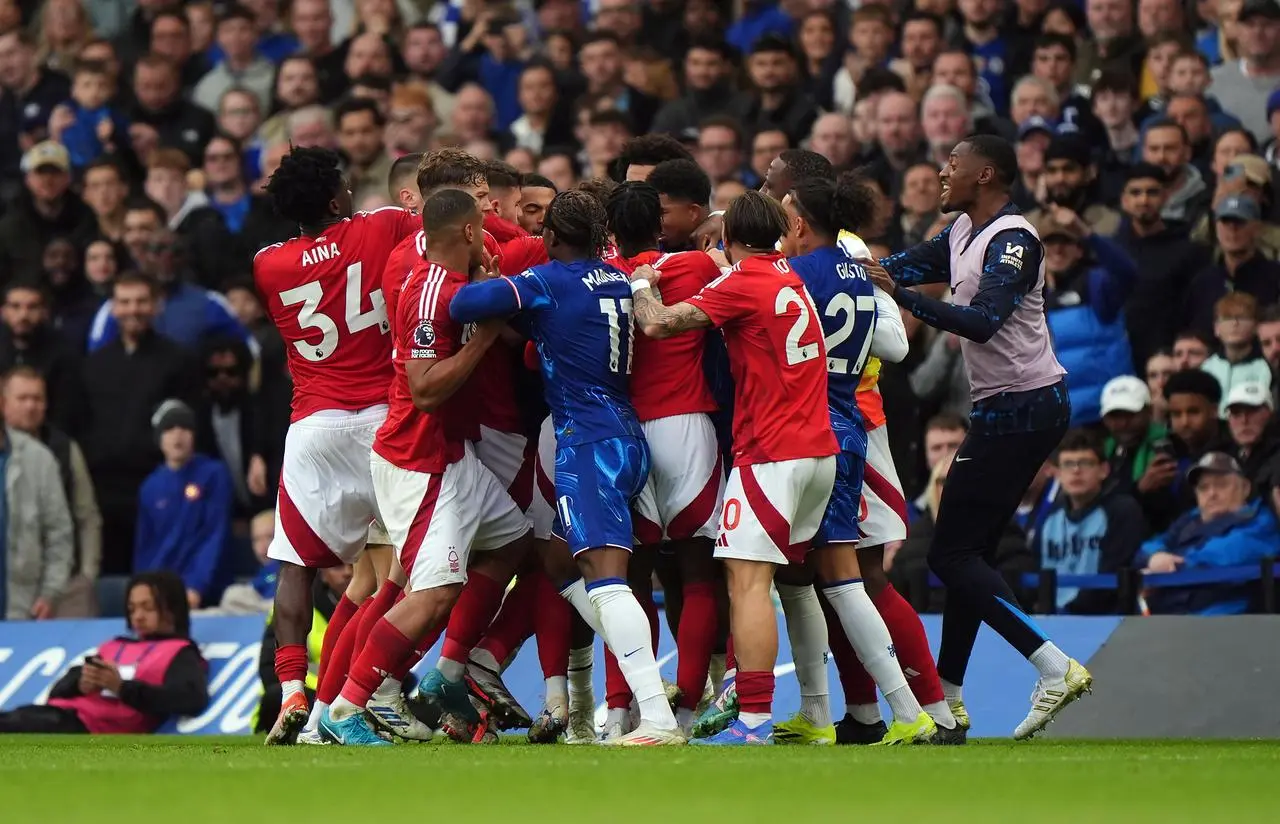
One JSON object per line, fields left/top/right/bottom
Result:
{"left": 877, "top": 223, "right": 955, "bottom": 287}
{"left": 450, "top": 276, "right": 526, "bottom": 323}
{"left": 628, "top": 263, "right": 714, "bottom": 339}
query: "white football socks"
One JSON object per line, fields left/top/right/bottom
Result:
{"left": 371, "top": 677, "right": 401, "bottom": 703}
{"left": 328, "top": 695, "right": 360, "bottom": 721}
{"left": 438, "top": 657, "right": 465, "bottom": 682}
{"left": 942, "top": 679, "right": 963, "bottom": 704}
{"left": 469, "top": 647, "right": 501, "bottom": 672}
{"left": 587, "top": 581, "right": 677, "bottom": 730}
{"left": 305, "top": 700, "right": 327, "bottom": 731}
{"left": 822, "top": 579, "right": 923, "bottom": 724}
{"left": 1029, "top": 641, "right": 1071, "bottom": 679}
{"left": 777, "top": 582, "right": 832, "bottom": 728}
{"left": 559, "top": 578, "right": 606, "bottom": 636}
{"left": 545, "top": 675, "right": 568, "bottom": 707}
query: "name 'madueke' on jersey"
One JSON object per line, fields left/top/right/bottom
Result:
{"left": 372, "top": 259, "right": 476, "bottom": 473}
{"left": 789, "top": 246, "right": 877, "bottom": 456}
{"left": 689, "top": 251, "right": 838, "bottom": 466}
{"left": 449, "top": 258, "right": 644, "bottom": 447}
{"left": 255, "top": 207, "right": 418, "bottom": 421}
{"left": 615, "top": 250, "right": 720, "bottom": 422}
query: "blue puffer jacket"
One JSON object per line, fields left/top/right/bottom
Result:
{"left": 1045, "top": 234, "right": 1140, "bottom": 425}
{"left": 1135, "top": 500, "right": 1280, "bottom": 615}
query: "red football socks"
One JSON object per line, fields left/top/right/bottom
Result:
{"left": 315, "top": 599, "right": 370, "bottom": 704}
{"left": 274, "top": 643, "right": 308, "bottom": 685}
{"left": 354, "top": 580, "right": 402, "bottom": 653}
{"left": 874, "top": 585, "right": 944, "bottom": 705}
{"left": 439, "top": 572, "right": 506, "bottom": 665}
{"left": 317, "top": 594, "right": 358, "bottom": 685}
{"left": 475, "top": 572, "right": 539, "bottom": 666}
{"left": 339, "top": 619, "right": 414, "bottom": 708}
{"left": 735, "top": 670, "right": 774, "bottom": 716}
{"left": 533, "top": 570, "right": 571, "bottom": 679}
{"left": 675, "top": 581, "right": 716, "bottom": 710}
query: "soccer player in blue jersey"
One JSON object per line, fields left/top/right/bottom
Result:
{"left": 772, "top": 173, "right": 937, "bottom": 746}
{"left": 450, "top": 190, "right": 685, "bottom": 745}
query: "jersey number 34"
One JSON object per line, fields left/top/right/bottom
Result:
{"left": 279, "top": 262, "right": 390, "bottom": 362}
{"left": 775, "top": 286, "right": 875, "bottom": 375}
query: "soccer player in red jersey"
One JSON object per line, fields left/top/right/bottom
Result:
{"left": 319, "top": 189, "right": 532, "bottom": 746}
{"left": 628, "top": 191, "right": 839, "bottom": 745}
{"left": 253, "top": 147, "right": 416, "bottom": 744}
{"left": 601, "top": 181, "right": 724, "bottom": 738}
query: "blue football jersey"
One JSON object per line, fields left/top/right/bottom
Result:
{"left": 480, "top": 259, "right": 643, "bottom": 447}
{"left": 789, "top": 247, "right": 877, "bottom": 452}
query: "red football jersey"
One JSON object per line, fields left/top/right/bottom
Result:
{"left": 383, "top": 229, "right": 502, "bottom": 328}
{"left": 689, "top": 252, "right": 837, "bottom": 466}
{"left": 497, "top": 235, "right": 548, "bottom": 276}
{"left": 372, "top": 260, "right": 472, "bottom": 473}
{"left": 255, "top": 207, "right": 417, "bottom": 421}
{"left": 382, "top": 229, "right": 425, "bottom": 329}
{"left": 617, "top": 250, "right": 718, "bottom": 422}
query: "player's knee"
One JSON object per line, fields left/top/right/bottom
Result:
{"left": 575, "top": 546, "right": 629, "bottom": 583}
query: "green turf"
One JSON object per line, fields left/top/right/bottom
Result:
{"left": 0, "top": 737, "right": 1276, "bottom": 823}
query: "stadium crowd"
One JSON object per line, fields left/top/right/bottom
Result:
{"left": 2, "top": 0, "right": 1279, "bottom": 629}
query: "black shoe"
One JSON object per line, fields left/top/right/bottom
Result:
{"left": 928, "top": 722, "right": 968, "bottom": 745}
{"left": 834, "top": 713, "right": 887, "bottom": 745}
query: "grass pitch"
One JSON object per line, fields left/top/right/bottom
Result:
{"left": 0, "top": 737, "right": 1275, "bottom": 824}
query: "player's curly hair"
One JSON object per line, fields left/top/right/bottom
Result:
{"left": 265, "top": 146, "right": 343, "bottom": 224}
{"left": 615, "top": 133, "right": 693, "bottom": 181}
{"left": 790, "top": 171, "right": 879, "bottom": 239}
{"left": 416, "top": 148, "right": 487, "bottom": 197}
{"left": 647, "top": 159, "right": 710, "bottom": 207}
{"left": 778, "top": 149, "right": 834, "bottom": 185}
{"left": 545, "top": 190, "right": 609, "bottom": 258}
{"left": 723, "top": 190, "right": 788, "bottom": 251}
{"left": 125, "top": 570, "right": 191, "bottom": 638}
{"left": 605, "top": 182, "right": 661, "bottom": 251}
{"left": 574, "top": 176, "right": 618, "bottom": 209}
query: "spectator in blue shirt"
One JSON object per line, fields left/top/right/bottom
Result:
{"left": 1036, "top": 429, "right": 1148, "bottom": 614}
{"left": 726, "top": 1, "right": 795, "bottom": 55}
{"left": 50, "top": 59, "right": 130, "bottom": 171}
{"left": 1136, "top": 452, "right": 1280, "bottom": 615}
{"left": 86, "top": 227, "right": 253, "bottom": 355}
{"left": 135, "top": 400, "right": 234, "bottom": 610}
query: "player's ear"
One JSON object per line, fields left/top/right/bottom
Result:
{"left": 463, "top": 220, "right": 475, "bottom": 245}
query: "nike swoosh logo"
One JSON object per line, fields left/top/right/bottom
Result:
{"left": 954, "top": 457, "right": 972, "bottom": 462}
{"left": 623, "top": 647, "right": 644, "bottom": 658}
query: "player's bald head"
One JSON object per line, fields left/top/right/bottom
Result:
{"left": 422, "top": 188, "right": 480, "bottom": 236}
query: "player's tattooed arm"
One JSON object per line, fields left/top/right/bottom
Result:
{"left": 628, "top": 264, "right": 712, "bottom": 339}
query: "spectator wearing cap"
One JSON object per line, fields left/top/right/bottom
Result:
{"left": 1100, "top": 375, "right": 1169, "bottom": 498}
{"left": 1186, "top": 196, "right": 1280, "bottom": 331}
{"left": 1210, "top": 0, "right": 1280, "bottom": 143}
{"left": 651, "top": 36, "right": 744, "bottom": 138}
{"left": 192, "top": 5, "right": 275, "bottom": 115}
{"left": 1191, "top": 153, "right": 1280, "bottom": 259}
{"left": 1012, "top": 115, "right": 1054, "bottom": 209}
{"left": 1027, "top": 134, "right": 1122, "bottom": 237}
{"left": 0, "top": 30, "right": 72, "bottom": 200}
{"left": 729, "top": 34, "right": 817, "bottom": 147}
{"left": 1039, "top": 204, "right": 1139, "bottom": 424}
{"left": 135, "top": 399, "right": 234, "bottom": 609}
{"left": 0, "top": 141, "right": 97, "bottom": 283}
{"left": 1200, "top": 293, "right": 1273, "bottom": 414}
{"left": 81, "top": 273, "right": 198, "bottom": 576}
{"left": 1036, "top": 429, "right": 1148, "bottom": 614}
{"left": 1135, "top": 452, "right": 1280, "bottom": 615}
{"left": 1141, "top": 117, "right": 1212, "bottom": 226}
{"left": 1116, "top": 162, "right": 1212, "bottom": 366}
{"left": 1223, "top": 382, "right": 1280, "bottom": 502}
{"left": 1091, "top": 70, "right": 1141, "bottom": 204}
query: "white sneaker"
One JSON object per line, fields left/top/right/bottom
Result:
{"left": 366, "top": 692, "right": 434, "bottom": 741}
{"left": 600, "top": 721, "right": 686, "bottom": 746}
{"left": 1013, "top": 659, "right": 1093, "bottom": 740}
{"left": 296, "top": 727, "right": 328, "bottom": 745}
{"left": 566, "top": 698, "right": 596, "bottom": 743}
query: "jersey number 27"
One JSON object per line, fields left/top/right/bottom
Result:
{"left": 775, "top": 286, "right": 875, "bottom": 375}
{"left": 279, "top": 262, "right": 389, "bottom": 362}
